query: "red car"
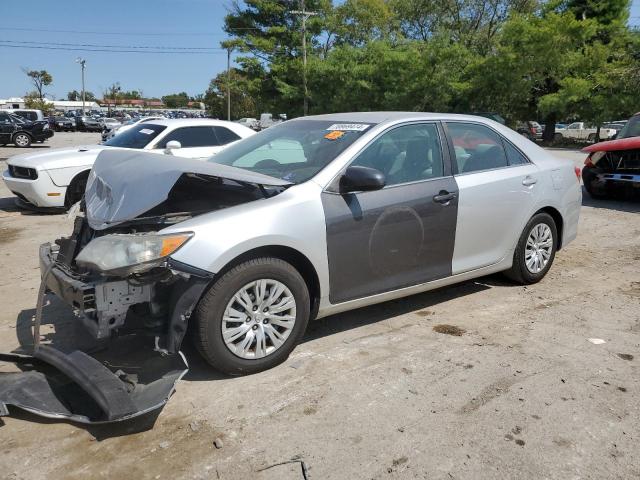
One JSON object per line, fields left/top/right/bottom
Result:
{"left": 581, "top": 113, "right": 640, "bottom": 198}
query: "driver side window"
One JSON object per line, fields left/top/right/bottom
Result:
{"left": 349, "top": 123, "right": 444, "bottom": 186}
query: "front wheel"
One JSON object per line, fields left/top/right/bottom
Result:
{"left": 505, "top": 213, "right": 557, "bottom": 284}
{"left": 193, "top": 257, "right": 310, "bottom": 375}
{"left": 13, "top": 133, "right": 32, "bottom": 148}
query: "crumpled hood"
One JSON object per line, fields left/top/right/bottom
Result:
{"left": 85, "top": 148, "right": 291, "bottom": 230}
{"left": 7, "top": 145, "right": 109, "bottom": 170}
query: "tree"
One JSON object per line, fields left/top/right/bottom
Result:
{"left": 24, "top": 93, "right": 51, "bottom": 113}
{"left": 162, "top": 92, "right": 190, "bottom": 108}
{"left": 204, "top": 70, "right": 259, "bottom": 119}
{"left": 103, "top": 82, "right": 122, "bottom": 115}
{"left": 23, "top": 69, "right": 53, "bottom": 101}
{"left": 68, "top": 90, "right": 95, "bottom": 101}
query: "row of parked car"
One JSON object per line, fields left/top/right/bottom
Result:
{"left": 516, "top": 119, "right": 628, "bottom": 142}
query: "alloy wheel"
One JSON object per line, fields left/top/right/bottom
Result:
{"left": 221, "top": 279, "right": 297, "bottom": 359}
{"left": 14, "top": 134, "right": 30, "bottom": 147}
{"left": 524, "top": 223, "right": 553, "bottom": 274}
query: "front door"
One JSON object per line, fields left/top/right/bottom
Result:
{"left": 322, "top": 122, "right": 458, "bottom": 304}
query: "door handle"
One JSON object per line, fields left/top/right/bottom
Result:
{"left": 522, "top": 176, "right": 537, "bottom": 186}
{"left": 433, "top": 190, "right": 456, "bottom": 204}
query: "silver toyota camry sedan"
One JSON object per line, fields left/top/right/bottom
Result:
{"left": 39, "top": 112, "right": 581, "bottom": 376}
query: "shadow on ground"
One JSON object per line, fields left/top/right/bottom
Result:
{"left": 581, "top": 186, "right": 640, "bottom": 213}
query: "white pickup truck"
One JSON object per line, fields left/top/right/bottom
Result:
{"left": 555, "top": 122, "right": 617, "bottom": 142}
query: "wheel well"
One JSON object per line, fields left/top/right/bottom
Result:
{"left": 13, "top": 131, "right": 32, "bottom": 139}
{"left": 65, "top": 169, "right": 91, "bottom": 207}
{"left": 216, "top": 246, "right": 321, "bottom": 319}
{"left": 535, "top": 207, "right": 564, "bottom": 250}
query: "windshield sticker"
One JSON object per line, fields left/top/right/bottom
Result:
{"left": 324, "top": 130, "right": 345, "bottom": 140}
{"left": 327, "top": 123, "right": 370, "bottom": 132}
{"left": 139, "top": 128, "right": 155, "bottom": 135}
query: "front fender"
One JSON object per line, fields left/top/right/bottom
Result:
{"left": 46, "top": 165, "right": 92, "bottom": 187}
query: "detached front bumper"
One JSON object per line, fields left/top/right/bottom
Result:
{"left": 0, "top": 242, "right": 212, "bottom": 425}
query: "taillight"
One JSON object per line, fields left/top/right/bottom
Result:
{"left": 574, "top": 166, "right": 581, "bottom": 180}
{"left": 530, "top": 127, "right": 536, "bottom": 134}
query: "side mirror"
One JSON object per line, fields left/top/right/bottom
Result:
{"left": 339, "top": 166, "right": 386, "bottom": 193}
{"left": 164, "top": 140, "right": 181, "bottom": 154}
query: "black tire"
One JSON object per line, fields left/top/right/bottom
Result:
{"left": 13, "top": 133, "right": 32, "bottom": 148}
{"left": 193, "top": 257, "right": 310, "bottom": 375}
{"left": 588, "top": 133, "right": 596, "bottom": 142}
{"left": 64, "top": 170, "right": 90, "bottom": 208}
{"left": 554, "top": 133, "right": 563, "bottom": 142}
{"left": 504, "top": 212, "right": 557, "bottom": 285}
{"left": 582, "top": 166, "right": 608, "bottom": 199}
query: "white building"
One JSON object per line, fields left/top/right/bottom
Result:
{"left": 0, "top": 97, "right": 100, "bottom": 112}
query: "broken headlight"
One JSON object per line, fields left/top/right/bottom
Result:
{"left": 75, "top": 232, "right": 193, "bottom": 275}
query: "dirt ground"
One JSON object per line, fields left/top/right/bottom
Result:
{"left": 0, "top": 135, "right": 638, "bottom": 479}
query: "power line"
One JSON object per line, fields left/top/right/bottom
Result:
{"left": 0, "top": 39, "right": 223, "bottom": 51}
{"left": 0, "top": 44, "right": 226, "bottom": 55}
{"left": 0, "top": 26, "right": 261, "bottom": 36}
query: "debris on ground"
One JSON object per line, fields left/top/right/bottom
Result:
{"left": 617, "top": 353, "right": 634, "bottom": 361}
{"left": 587, "top": 338, "right": 606, "bottom": 344}
{"left": 433, "top": 324, "right": 466, "bottom": 336}
{"left": 213, "top": 438, "right": 224, "bottom": 449}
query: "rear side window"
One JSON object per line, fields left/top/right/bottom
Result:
{"left": 158, "top": 126, "right": 220, "bottom": 148}
{"left": 446, "top": 122, "right": 508, "bottom": 174}
{"left": 503, "top": 141, "right": 529, "bottom": 165}
{"left": 14, "top": 111, "right": 37, "bottom": 121}
{"left": 213, "top": 126, "right": 241, "bottom": 145}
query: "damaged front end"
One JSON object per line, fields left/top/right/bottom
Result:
{"left": 582, "top": 136, "right": 640, "bottom": 197}
{"left": 0, "top": 149, "right": 291, "bottom": 425}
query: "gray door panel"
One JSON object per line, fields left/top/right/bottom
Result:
{"left": 322, "top": 176, "right": 458, "bottom": 304}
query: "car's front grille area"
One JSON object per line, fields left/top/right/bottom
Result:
{"left": 8, "top": 165, "right": 38, "bottom": 180}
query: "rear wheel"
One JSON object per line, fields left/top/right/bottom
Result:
{"left": 505, "top": 213, "right": 557, "bottom": 284}
{"left": 193, "top": 257, "right": 310, "bottom": 375}
{"left": 588, "top": 133, "right": 597, "bottom": 142}
{"left": 13, "top": 133, "right": 32, "bottom": 148}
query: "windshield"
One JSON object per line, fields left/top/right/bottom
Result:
{"left": 103, "top": 123, "right": 166, "bottom": 149}
{"left": 208, "top": 119, "right": 375, "bottom": 183}
{"left": 618, "top": 115, "right": 640, "bottom": 139}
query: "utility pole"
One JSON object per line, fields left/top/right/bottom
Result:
{"left": 76, "top": 57, "right": 86, "bottom": 113}
{"left": 291, "top": 1, "right": 317, "bottom": 116}
{"left": 227, "top": 47, "right": 232, "bottom": 121}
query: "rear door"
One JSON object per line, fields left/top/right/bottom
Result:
{"left": 444, "top": 121, "right": 540, "bottom": 274}
{"left": 322, "top": 122, "right": 458, "bottom": 304}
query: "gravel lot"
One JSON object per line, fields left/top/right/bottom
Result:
{"left": 0, "top": 133, "right": 638, "bottom": 479}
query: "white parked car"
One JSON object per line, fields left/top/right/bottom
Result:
{"left": 554, "top": 122, "right": 617, "bottom": 142}
{"left": 2, "top": 119, "right": 255, "bottom": 209}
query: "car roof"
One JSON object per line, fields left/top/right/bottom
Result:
{"left": 293, "top": 111, "right": 505, "bottom": 126}
{"left": 143, "top": 118, "right": 241, "bottom": 127}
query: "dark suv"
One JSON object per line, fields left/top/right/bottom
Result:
{"left": 0, "top": 111, "right": 54, "bottom": 147}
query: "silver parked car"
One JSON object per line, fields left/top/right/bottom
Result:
{"left": 4, "top": 113, "right": 581, "bottom": 423}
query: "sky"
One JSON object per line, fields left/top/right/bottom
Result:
{"left": 0, "top": 0, "right": 236, "bottom": 100}
{"left": 0, "top": 0, "right": 639, "bottom": 101}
